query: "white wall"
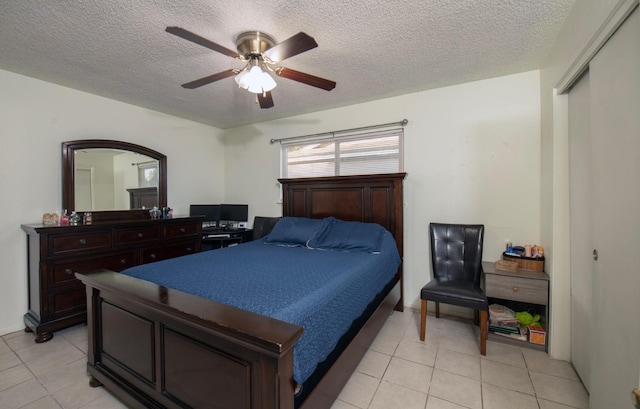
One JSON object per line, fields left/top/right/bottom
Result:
{"left": 0, "top": 69, "right": 225, "bottom": 335}
{"left": 75, "top": 151, "right": 116, "bottom": 210}
{"left": 113, "top": 151, "right": 146, "bottom": 210}
{"left": 540, "top": 0, "right": 632, "bottom": 359}
{"left": 224, "top": 70, "right": 541, "bottom": 312}
{"left": 0, "top": 67, "right": 545, "bottom": 340}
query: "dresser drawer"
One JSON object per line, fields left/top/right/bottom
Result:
{"left": 51, "top": 251, "right": 137, "bottom": 287}
{"left": 164, "top": 222, "right": 199, "bottom": 239}
{"left": 47, "top": 287, "right": 87, "bottom": 319}
{"left": 50, "top": 231, "right": 112, "bottom": 256}
{"left": 142, "top": 241, "right": 199, "bottom": 264}
{"left": 485, "top": 274, "right": 549, "bottom": 305}
{"left": 115, "top": 226, "right": 161, "bottom": 246}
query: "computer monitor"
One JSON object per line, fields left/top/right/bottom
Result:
{"left": 219, "top": 204, "right": 248, "bottom": 224}
{"left": 189, "top": 204, "right": 220, "bottom": 227}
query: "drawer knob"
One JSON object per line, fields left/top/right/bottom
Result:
{"left": 137, "top": 233, "right": 144, "bottom": 238}
{"left": 120, "top": 259, "right": 127, "bottom": 264}
{"left": 79, "top": 239, "right": 87, "bottom": 245}
{"left": 65, "top": 268, "right": 73, "bottom": 275}
{"left": 149, "top": 254, "right": 156, "bottom": 259}
{"left": 186, "top": 247, "right": 192, "bottom": 252}
{"left": 512, "top": 287, "right": 519, "bottom": 292}
{"left": 180, "top": 228, "right": 186, "bottom": 233}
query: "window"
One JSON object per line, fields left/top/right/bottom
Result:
{"left": 281, "top": 129, "right": 404, "bottom": 178}
{"left": 137, "top": 161, "right": 159, "bottom": 187}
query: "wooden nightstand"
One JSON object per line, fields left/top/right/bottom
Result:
{"left": 482, "top": 261, "right": 550, "bottom": 351}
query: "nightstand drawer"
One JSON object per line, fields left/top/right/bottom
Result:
{"left": 485, "top": 274, "right": 548, "bottom": 305}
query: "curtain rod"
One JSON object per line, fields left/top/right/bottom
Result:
{"left": 131, "top": 160, "right": 157, "bottom": 166}
{"left": 269, "top": 119, "right": 408, "bottom": 144}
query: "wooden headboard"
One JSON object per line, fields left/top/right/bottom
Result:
{"left": 279, "top": 172, "right": 406, "bottom": 310}
{"left": 279, "top": 173, "right": 406, "bottom": 253}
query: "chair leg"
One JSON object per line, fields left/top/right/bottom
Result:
{"left": 474, "top": 309, "right": 479, "bottom": 325}
{"left": 480, "top": 309, "right": 488, "bottom": 356}
{"left": 435, "top": 301, "right": 440, "bottom": 318}
{"left": 420, "top": 299, "right": 427, "bottom": 341}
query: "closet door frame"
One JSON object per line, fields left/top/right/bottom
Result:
{"left": 567, "top": 70, "right": 593, "bottom": 391}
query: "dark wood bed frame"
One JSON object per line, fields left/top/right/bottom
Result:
{"left": 76, "top": 173, "right": 406, "bottom": 409}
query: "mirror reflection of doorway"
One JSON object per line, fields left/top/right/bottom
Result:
{"left": 75, "top": 167, "right": 93, "bottom": 211}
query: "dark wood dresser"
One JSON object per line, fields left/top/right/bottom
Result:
{"left": 21, "top": 216, "right": 202, "bottom": 343}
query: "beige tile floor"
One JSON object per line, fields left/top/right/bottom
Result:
{"left": 0, "top": 309, "right": 589, "bottom": 409}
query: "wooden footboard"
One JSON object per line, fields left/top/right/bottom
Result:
{"left": 77, "top": 269, "right": 303, "bottom": 409}
{"left": 77, "top": 269, "right": 400, "bottom": 409}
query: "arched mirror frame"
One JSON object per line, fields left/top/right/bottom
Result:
{"left": 62, "top": 139, "right": 167, "bottom": 222}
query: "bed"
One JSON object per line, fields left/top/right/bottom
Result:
{"left": 76, "top": 172, "right": 406, "bottom": 409}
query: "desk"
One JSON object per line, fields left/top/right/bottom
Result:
{"left": 483, "top": 261, "right": 549, "bottom": 351}
{"left": 201, "top": 229, "right": 253, "bottom": 250}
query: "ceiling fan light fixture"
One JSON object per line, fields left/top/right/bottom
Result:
{"left": 235, "top": 64, "right": 277, "bottom": 93}
{"left": 166, "top": 27, "right": 335, "bottom": 109}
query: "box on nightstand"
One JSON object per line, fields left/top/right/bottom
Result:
{"left": 503, "top": 252, "right": 545, "bottom": 271}
{"left": 495, "top": 259, "right": 519, "bottom": 273}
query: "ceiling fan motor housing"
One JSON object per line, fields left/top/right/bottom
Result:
{"left": 235, "top": 31, "right": 276, "bottom": 59}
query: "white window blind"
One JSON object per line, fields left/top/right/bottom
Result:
{"left": 281, "top": 128, "right": 404, "bottom": 178}
{"left": 137, "top": 161, "right": 159, "bottom": 187}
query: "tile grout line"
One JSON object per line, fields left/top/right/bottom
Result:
{"left": 9, "top": 334, "right": 65, "bottom": 409}
{"left": 6, "top": 330, "right": 101, "bottom": 409}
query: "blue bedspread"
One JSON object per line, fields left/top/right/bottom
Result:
{"left": 121, "top": 231, "right": 401, "bottom": 386}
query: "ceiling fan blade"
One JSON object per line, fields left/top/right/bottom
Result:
{"left": 181, "top": 69, "right": 237, "bottom": 89}
{"left": 263, "top": 32, "right": 318, "bottom": 62}
{"left": 257, "top": 91, "right": 274, "bottom": 109}
{"left": 166, "top": 26, "right": 241, "bottom": 59}
{"left": 276, "top": 68, "right": 336, "bottom": 91}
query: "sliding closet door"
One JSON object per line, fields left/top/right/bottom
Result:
{"left": 568, "top": 69, "right": 592, "bottom": 391}
{"left": 587, "top": 7, "right": 639, "bottom": 409}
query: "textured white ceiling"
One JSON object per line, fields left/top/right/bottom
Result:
{"left": 0, "top": 0, "right": 575, "bottom": 129}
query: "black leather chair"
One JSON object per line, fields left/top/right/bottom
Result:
{"left": 419, "top": 223, "right": 488, "bottom": 355}
{"left": 252, "top": 216, "right": 281, "bottom": 240}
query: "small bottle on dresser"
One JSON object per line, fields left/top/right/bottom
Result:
{"left": 60, "top": 210, "right": 70, "bottom": 226}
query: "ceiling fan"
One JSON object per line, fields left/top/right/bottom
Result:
{"left": 165, "top": 27, "right": 336, "bottom": 109}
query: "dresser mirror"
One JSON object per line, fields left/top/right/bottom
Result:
{"left": 62, "top": 140, "right": 167, "bottom": 221}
